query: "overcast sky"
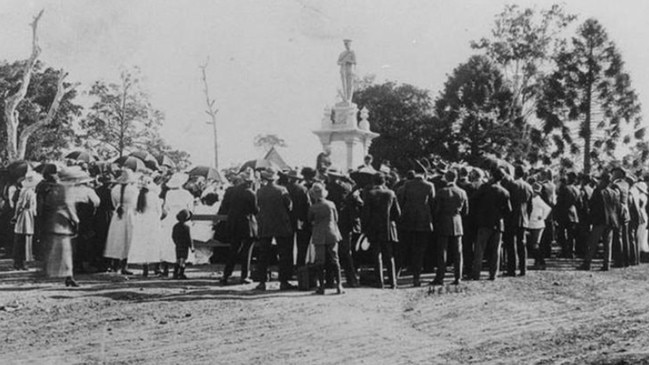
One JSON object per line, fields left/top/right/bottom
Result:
{"left": 2, "top": 0, "right": 649, "bottom": 168}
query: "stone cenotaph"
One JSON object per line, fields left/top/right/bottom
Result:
{"left": 313, "top": 39, "right": 379, "bottom": 172}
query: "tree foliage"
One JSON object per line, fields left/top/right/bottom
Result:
{"left": 353, "top": 81, "right": 436, "bottom": 171}
{"left": 472, "top": 4, "right": 576, "bottom": 117}
{"left": 433, "top": 55, "right": 524, "bottom": 164}
{"left": 536, "top": 18, "right": 643, "bottom": 173}
{"left": 0, "top": 61, "right": 81, "bottom": 161}
{"left": 80, "top": 67, "right": 164, "bottom": 158}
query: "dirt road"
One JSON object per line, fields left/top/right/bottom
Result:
{"left": 2, "top": 260, "right": 649, "bottom": 364}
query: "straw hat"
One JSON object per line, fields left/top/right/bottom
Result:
{"left": 238, "top": 168, "right": 255, "bottom": 182}
{"left": 260, "top": 167, "right": 278, "bottom": 181}
{"left": 58, "top": 166, "right": 93, "bottom": 185}
{"left": 166, "top": 172, "right": 189, "bottom": 188}
{"left": 21, "top": 171, "right": 42, "bottom": 189}
{"left": 309, "top": 182, "right": 328, "bottom": 201}
{"left": 115, "top": 169, "right": 139, "bottom": 184}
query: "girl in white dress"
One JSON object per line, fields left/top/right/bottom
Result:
{"left": 104, "top": 169, "right": 140, "bottom": 274}
{"left": 128, "top": 174, "right": 164, "bottom": 276}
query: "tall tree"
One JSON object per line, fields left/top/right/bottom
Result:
{"left": 253, "top": 134, "right": 287, "bottom": 153}
{"left": 434, "top": 55, "right": 519, "bottom": 164}
{"left": 1, "top": 10, "right": 74, "bottom": 161}
{"left": 536, "top": 18, "right": 644, "bottom": 173}
{"left": 353, "top": 81, "right": 436, "bottom": 171}
{"left": 472, "top": 4, "right": 576, "bottom": 160}
{"left": 80, "top": 67, "right": 164, "bottom": 158}
{"left": 0, "top": 62, "right": 81, "bottom": 161}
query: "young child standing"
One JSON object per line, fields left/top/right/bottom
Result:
{"left": 172, "top": 209, "right": 194, "bottom": 280}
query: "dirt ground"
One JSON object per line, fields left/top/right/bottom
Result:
{"left": 2, "top": 257, "right": 649, "bottom": 365}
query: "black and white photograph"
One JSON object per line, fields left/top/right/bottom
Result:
{"left": 1, "top": 0, "right": 649, "bottom": 363}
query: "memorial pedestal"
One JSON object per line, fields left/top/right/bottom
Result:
{"left": 313, "top": 102, "right": 379, "bottom": 172}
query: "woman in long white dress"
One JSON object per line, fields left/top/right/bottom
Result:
{"left": 128, "top": 175, "right": 163, "bottom": 276}
{"left": 159, "top": 173, "right": 194, "bottom": 275}
{"left": 104, "top": 169, "right": 140, "bottom": 274}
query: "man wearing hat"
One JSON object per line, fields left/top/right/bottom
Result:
{"left": 398, "top": 165, "right": 435, "bottom": 287}
{"left": 580, "top": 173, "right": 620, "bottom": 271}
{"left": 433, "top": 169, "right": 468, "bottom": 285}
{"left": 362, "top": 173, "right": 401, "bottom": 289}
{"left": 471, "top": 168, "right": 511, "bottom": 280}
{"left": 555, "top": 171, "right": 581, "bottom": 259}
{"left": 221, "top": 170, "right": 258, "bottom": 285}
{"left": 280, "top": 169, "right": 311, "bottom": 270}
{"left": 325, "top": 168, "right": 360, "bottom": 287}
{"left": 255, "top": 167, "right": 294, "bottom": 291}
{"left": 500, "top": 164, "right": 534, "bottom": 276}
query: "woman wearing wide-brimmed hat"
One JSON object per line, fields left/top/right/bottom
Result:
{"left": 104, "top": 169, "right": 140, "bottom": 274}
{"left": 12, "top": 171, "right": 41, "bottom": 270}
{"left": 159, "top": 172, "right": 194, "bottom": 276}
{"left": 41, "top": 166, "right": 99, "bottom": 287}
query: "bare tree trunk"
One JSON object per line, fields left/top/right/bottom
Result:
{"left": 200, "top": 59, "right": 219, "bottom": 170}
{"left": 17, "top": 70, "right": 71, "bottom": 159}
{"left": 3, "top": 10, "right": 44, "bottom": 160}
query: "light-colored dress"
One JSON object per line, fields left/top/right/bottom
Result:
{"left": 14, "top": 187, "right": 37, "bottom": 262}
{"left": 633, "top": 184, "right": 649, "bottom": 253}
{"left": 129, "top": 185, "right": 164, "bottom": 264}
{"left": 160, "top": 188, "right": 194, "bottom": 263}
{"left": 104, "top": 184, "right": 139, "bottom": 260}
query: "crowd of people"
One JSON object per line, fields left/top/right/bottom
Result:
{"left": 1, "top": 153, "right": 647, "bottom": 295}
{"left": 216, "top": 153, "right": 649, "bottom": 295}
{"left": 0, "top": 160, "right": 215, "bottom": 287}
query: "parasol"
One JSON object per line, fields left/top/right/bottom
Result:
{"left": 187, "top": 165, "right": 223, "bottom": 182}
{"left": 6, "top": 160, "right": 31, "bottom": 180}
{"left": 65, "top": 150, "right": 97, "bottom": 163}
{"left": 114, "top": 156, "right": 146, "bottom": 172}
{"left": 157, "top": 155, "right": 176, "bottom": 169}
{"left": 34, "top": 162, "right": 60, "bottom": 176}
{"left": 129, "top": 151, "right": 160, "bottom": 171}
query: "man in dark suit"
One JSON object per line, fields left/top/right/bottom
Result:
{"left": 579, "top": 173, "right": 620, "bottom": 271}
{"left": 362, "top": 173, "right": 401, "bottom": 289}
{"left": 279, "top": 170, "right": 311, "bottom": 268}
{"left": 221, "top": 171, "right": 258, "bottom": 285}
{"left": 556, "top": 172, "right": 581, "bottom": 258}
{"left": 398, "top": 168, "right": 435, "bottom": 287}
{"left": 501, "top": 165, "right": 534, "bottom": 276}
{"left": 255, "top": 168, "right": 294, "bottom": 291}
{"left": 326, "top": 170, "right": 360, "bottom": 287}
{"left": 576, "top": 173, "right": 594, "bottom": 258}
{"left": 458, "top": 167, "right": 484, "bottom": 279}
{"left": 433, "top": 170, "right": 468, "bottom": 285}
{"left": 472, "top": 169, "right": 511, "bottom": 280}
